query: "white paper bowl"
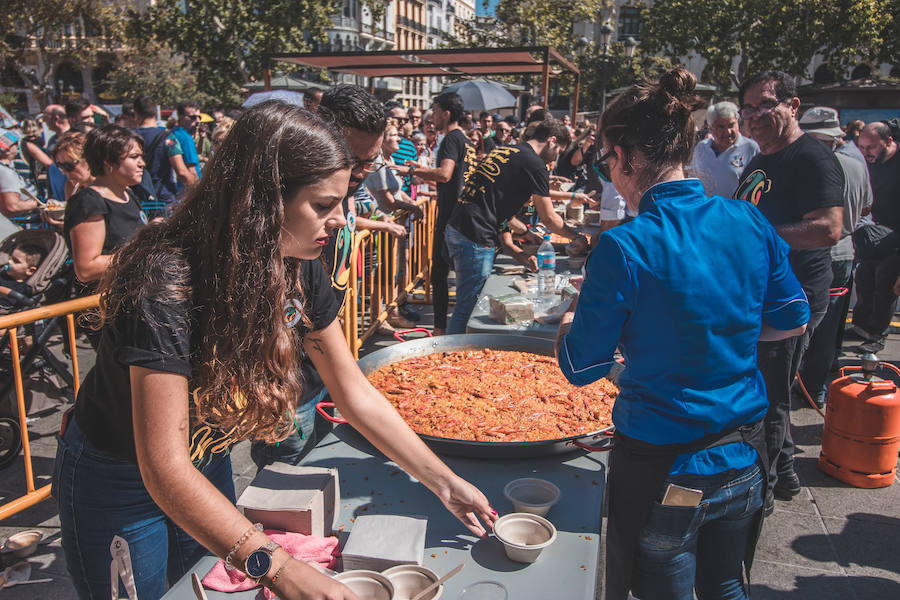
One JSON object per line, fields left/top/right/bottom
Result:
{"left": 383, "top": 564, "right": 442, "bottom": 600}
{"left": 334, "top": 570, "right": 395, "bottom": 600}
{"left": 503, "top": 478, "right": 561, "bottom": 517}
{"left": 493, "top": 512, "right": 557, "bottom": 563}
{"left": 3, "top": 530, "right": 42, "bottom": 558}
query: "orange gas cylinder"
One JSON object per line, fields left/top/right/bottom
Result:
{"left": 818, "top": 356, "right": 900, "bottom": 488}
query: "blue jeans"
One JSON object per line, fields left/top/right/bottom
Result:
{"left": 445, "top": 225, "right": 496, "bottom": 334}
{"left": 250, "top": 388, "right": 331, "bottom": 471}
{"left": 632, "top": 463, "right": 764, "bottom": 600}
{"left": 53, "top": 418, "right": 236, "bottom": 600}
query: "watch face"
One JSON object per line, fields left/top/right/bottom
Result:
{"left": 245, "top": 550, "right": 272, "bottom": 579}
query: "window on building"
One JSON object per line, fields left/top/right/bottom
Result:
{"left": 618, "top": 6, "right": 642, "bottom": 40}
{"left": 813, "top": 64, "right": 836, "bottom": 84}
{"left": 851, "top": 64, "right": 872, "bottom": 80}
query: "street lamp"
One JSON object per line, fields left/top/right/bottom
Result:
{"left": 598, "top": 22, "right": 614, "bottom": 115}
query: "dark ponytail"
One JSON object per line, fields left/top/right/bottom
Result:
{"left": 600, "top": 67, "right": 705, "bottom": 190}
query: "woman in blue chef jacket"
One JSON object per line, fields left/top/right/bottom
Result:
{"left": 555, "top": 68, "right": 810, "bottom": 600}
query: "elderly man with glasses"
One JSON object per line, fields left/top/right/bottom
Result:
{"left": 733, "top": 71, "right": 844, "bottom": 515}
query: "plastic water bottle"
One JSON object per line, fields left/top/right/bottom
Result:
{"left": 537, "top": 234, "right": 556, "bottom": 297}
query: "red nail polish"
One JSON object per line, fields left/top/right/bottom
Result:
{"left": 491, "top": 509, "right": 498, "bottom": 515}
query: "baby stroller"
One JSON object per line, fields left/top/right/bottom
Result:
{"left": 0, "top": 229, "right": 73, "bottom": 468}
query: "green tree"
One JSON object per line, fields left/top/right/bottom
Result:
{"left": 135, "top": 0, "right": 349, "bottom": 103}
{"left": 102, "top": 41, "right": 209, "bottom": 108}
{"left": 640, "top": 0, "right": 894, "bottom": 91}
{"left": 0, "top": 0, "right": 131, "bottom": 104}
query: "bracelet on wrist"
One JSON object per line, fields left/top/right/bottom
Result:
{"left": 225, "top": 523, "right": 263, "bottom": 570}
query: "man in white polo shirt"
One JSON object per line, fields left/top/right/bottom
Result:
{"left": 691, "top": 101, "right": 760, "bottom": 197}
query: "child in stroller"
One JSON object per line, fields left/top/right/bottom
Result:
{"left": 0, "top": 229, "right": 72, "bottom": 468}
{"left": 0, "top": 242, "right": 45, "bottom": 312}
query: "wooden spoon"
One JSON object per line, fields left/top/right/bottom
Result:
{"left": 410, "top": 563, "right": 464, "bottom": 600}
{"left": 191, "top": 573, "right": 210, "bottom": 600}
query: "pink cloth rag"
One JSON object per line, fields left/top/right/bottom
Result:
{"left": 201, "top": 529, "right": 340, "bottom": 598}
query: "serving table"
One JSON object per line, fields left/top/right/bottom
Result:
{"left": 164, "top": 424, "right": 607, "bottom": 599}
{"left": 465, "top": 252, "right": 583, "bottom": 339}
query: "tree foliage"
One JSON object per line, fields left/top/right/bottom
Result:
{"left": 0, "top": 0, "right": 131, "bottom": 103}
{"left": 641, "top": 0, "right": 895, "bottom": 90}
{"left": 456, "top": 0, "right": 607, "bottom": 56}
{"left": 134, "top": 0, "right": 345, "bottom": 104}
{"left": 102, "top": 40, "right": 208, "bottom": 108}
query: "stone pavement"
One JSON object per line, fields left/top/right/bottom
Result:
{"left": 0, "top": 303, "right": 898, "bottom": 599}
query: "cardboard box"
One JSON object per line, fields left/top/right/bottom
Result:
{"left": 237, "top": 464, "right": 339, "bottom": 537}
{"left": 341, "top": 514, "right": 428, "bottom": 571}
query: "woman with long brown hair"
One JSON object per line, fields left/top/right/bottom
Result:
{"left": 53, "top": 101, "right": 496, "bottom": 600}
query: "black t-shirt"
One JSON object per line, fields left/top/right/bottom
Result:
{"left": 869, "top": 150, "right": 900, "bottom": 232}
{"left": 435, "top": 129, "right": 477, "bottom": 219}
{"left": 64, "top": 187, "right": 147, "bottom": 256}
{"left": 482, "top": 136, "right": 497, "bottom": 155}
{"left": 74, "top": 259, "right": 341, "bottom": 465}
{"left": 735, "top": 134, "right": 844, "bottom": 312}
{"left": 449, "top": 143, "right": 551, "bottom": 246}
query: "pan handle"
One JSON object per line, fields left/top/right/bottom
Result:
{"left": 570, "top": 439, "right": 615, "bottom": 452}
{"left": 315, "top": 402, "right": 348, "bottom": 424}
{"left": 393, "top": 328, "right": 434, "bottom": 342}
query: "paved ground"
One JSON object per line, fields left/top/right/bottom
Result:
{"left": 1, "top": 302, "right": 898, "bottom": 599}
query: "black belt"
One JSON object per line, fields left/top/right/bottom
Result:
{"left": 605, "top": 420, "right": 768, "bottom": 600}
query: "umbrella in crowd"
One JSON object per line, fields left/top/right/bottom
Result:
{"left": 440, "top": 79, "right": 517, "bottom": 111}
{"left": 242, "top": 90, "right": 305, "bottom": 108}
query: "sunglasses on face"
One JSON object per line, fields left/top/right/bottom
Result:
{"left": 395, "top": 117, "right": 410, "bottom": 125}
{"left": 595, "top": 148, "right": 615, "bottom": 180}
{"left": 56, "top": 159, "right": 80, "bottom": 172}
{"left": 187, "top": 114, "right": 202, "bottom": 121}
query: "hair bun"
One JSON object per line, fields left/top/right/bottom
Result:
{"left": 658, "top": 67, "right": 697, "bottom": 97}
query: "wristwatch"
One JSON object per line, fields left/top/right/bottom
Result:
{"left": 408, "top": 163, "right": 417, "bottom": 176}
{"left": 244, "top": 541, "right": 280, "bottom": 583}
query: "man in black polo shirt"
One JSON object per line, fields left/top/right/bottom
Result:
{"left": 444, "top": 118, "right": 584, "bottom": 334}
{"left": 734, "top": 71, "right": 843, "bottom": 513}
{"left": 395, "top": 92, "right": 477, "bottom": 335}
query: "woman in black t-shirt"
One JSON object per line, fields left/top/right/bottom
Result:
{"left": 53, "top": 101, "right": 496, "bottom": 600}
{"left": 63, "top": 125, "right": 147, "bottom": 291}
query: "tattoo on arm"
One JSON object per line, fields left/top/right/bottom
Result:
{"left": 306, "top": 335, "right": 326, "bottom": 355}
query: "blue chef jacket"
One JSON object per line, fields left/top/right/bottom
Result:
{"left": 559, "top": 179, "right": 810, "bottom": 474}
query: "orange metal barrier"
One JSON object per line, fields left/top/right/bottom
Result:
{"left": 343, "top": 200, "right": 436, "bottom": 357}
{"left": 0, "top": 294, "right": 99, "bottom": 521}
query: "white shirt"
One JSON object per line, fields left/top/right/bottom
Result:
{"left": 690, "top": 135, "right": 760, "bottom": 198}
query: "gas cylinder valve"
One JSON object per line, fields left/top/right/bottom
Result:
{"left": 860, "top": 353, "right": 879, "bottom": 380}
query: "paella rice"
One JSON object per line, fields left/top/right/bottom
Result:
{"left": 368, "top": 349, "right": 617, "bottom": 442}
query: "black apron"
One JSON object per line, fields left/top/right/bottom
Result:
{"left": 605, "top": 420, "right": 768, "bottom": 600}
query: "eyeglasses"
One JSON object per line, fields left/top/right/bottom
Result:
{"left": 739, "top": 99, "right": 787, "bottom": 120}
{"left": 187, "top": 114, "right": 202, "bottom": 121}
{"left": 55, "top": 159, "right": 80, "bottom": 172}
{"left": 352, "top": 152, "right": 385, "bottom": 174}
{"left": 395, "top": 117, "right": 410, "bottom": 125}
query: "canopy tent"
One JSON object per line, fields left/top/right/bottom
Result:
{"left": 263, "top": 46, "right": 581, "bottom": 121}
{"left": 243, "top": 75, "right": 329, "bottom": 92}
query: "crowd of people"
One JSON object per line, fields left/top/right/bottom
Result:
{"left": 0, "top": 67, "right": 896, "bottom": 600}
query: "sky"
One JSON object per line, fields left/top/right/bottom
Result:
{"left": 476, "top": 0, "right": 499, "bottom": 17}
